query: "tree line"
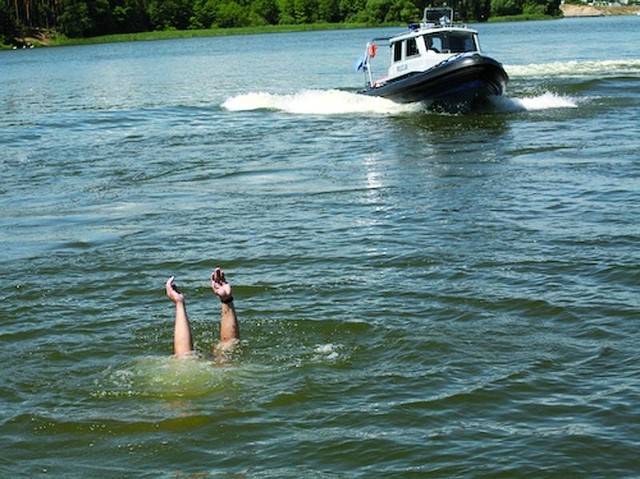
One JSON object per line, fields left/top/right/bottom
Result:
{"left": 1, "top": 0, "right": 562, "bottom": 42}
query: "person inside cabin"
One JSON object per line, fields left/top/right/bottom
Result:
{"left": 407, "top": 38, "right": 419, "bottom": 57}
{"left": 165, "top": 267, "right": 239, "bottom": 357}
{"left": 425, "top": 36, "right": 439, "bottom": 54}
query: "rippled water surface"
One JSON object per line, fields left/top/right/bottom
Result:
{"left": 1, "top": 16, "right": 639, "bottom": 478}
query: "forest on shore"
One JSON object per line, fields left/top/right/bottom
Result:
{"left": 2, "top": 0, "right": 562, "bottom": 46}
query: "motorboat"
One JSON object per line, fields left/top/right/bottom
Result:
{"left": 354, "top": 7, "right": 508, "bottom": 112}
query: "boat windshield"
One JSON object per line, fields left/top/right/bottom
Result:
{"left": 423, "top": 32, "right": 477, "bottom": 54}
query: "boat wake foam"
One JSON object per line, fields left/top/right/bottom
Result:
{"left": 222, "top": 89, "right": 421, "bottom": 115}
{"left": 506, "top": 59, "right": 640, "bottom": 78}
{"left": 490, "top": 92, "right": 579, "bottom": 112}
{"left": 223, "top": 89, "right": 578, "bottom": 116}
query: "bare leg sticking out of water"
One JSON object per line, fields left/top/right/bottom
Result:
{"left": 165, "top": 267, "right": 239, "bottom": 357}
{"left": 165, "top": 276, "right": 194, "bottom": 356}
{"left": 211, "top": 267, "right": 239, "bottom": 353}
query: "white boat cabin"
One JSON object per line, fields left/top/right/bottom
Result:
{"left": 363, "top": 8, "right": 482, "bottom": 88}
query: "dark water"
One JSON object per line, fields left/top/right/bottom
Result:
{"left": 1, "top": 16, "right": 639, "bottom": 478}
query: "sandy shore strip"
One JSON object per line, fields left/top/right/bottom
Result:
{"left": 561, "top": 4, "right": 640, "bottom": 17}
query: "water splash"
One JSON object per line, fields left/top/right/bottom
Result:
{"left": 222, "top": 89, "right": 420, "bottom": 115}
{"left": 491, "top": 92, "right": 579, "bottom": 113}
{"left": 223, "top": 88, "right": 580, "bottom": 116}
{"left": 313, "top": 343, "right": 340, "bottom": 361}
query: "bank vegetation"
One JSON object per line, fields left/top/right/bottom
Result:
{"left": 1, "top": 0, "right": 565, "bottom": 48}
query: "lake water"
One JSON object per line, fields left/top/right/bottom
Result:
{"left": 1, "top": 15, "right": 639, "bottom": 478}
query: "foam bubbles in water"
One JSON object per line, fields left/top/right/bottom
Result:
{"left": 313, "top": 343, "right": 340, "bottom": 361}
{"left": 94, "top": 356, "right": 233, "bottom": 399}
{"left": 222, "top": 89, "right": 419, "bottom": 115}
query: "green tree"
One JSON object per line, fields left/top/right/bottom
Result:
{"left": 339, "top": 0, "right": 366, "bottom": 22}
{"left": 522, "top": 1, "right": 545, "bottom": 15}
{"left": 279, "top": 0, "right": 317, "bottom": 24}
{"left": 363, "top": 0, "right": 418, "bottom": 23}
{"left": 191, "top": 0, "right": 216, "bottom": 28}
{"left": 147, "top": 0, "right": 194, "bottom": 29}
{"left": 293, "top": 0, "right": 316, "bottom": 23}
{"left": 250, "top": 0, "right": 279, "bottom": 24}
{"left": 278, "top": 0, "right": 294, "bottom": 23}
{"left": 366, "top": 0, "right": 390, "bottom": 22}
{"left": 0, "top": 0, "right": 18, "bottom": 41}
{"left": 86, "top": 0, "right": 115, "bottom": 35}
{"left": 57, "top": 0, "right": 93, "bottom": 37}
{"left": 384, "top": 0, "right": 419, "bottom": 22}
{"left": 541, "top": 0, "right": 562, "bottom": 16}
{"left": 491, "top": 0, "right": 521, "bottom": 16}
{"left": 317, "top": 0, "right": 340, "bottom": 22}
{"left": 111, "top": 0, "right": 149, "bottom": 32}
{"left": 477, "top": 0, "right": 492, "bottom": 20}
{"left": 216, "top": 0, "right": 248, "bottom": 27}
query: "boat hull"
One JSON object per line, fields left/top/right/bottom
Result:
{"left": 359, "top": 54, "right": 508, "bottom": 112}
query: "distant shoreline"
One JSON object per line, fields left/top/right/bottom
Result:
{"left": 5, "top": 23, "right": 369, "bottom": 50}
{"left": 560, "top": 4, "right": 640, "bottom": 17}
{"left": 4, "top": 6, "right": 639, "bottom": 50}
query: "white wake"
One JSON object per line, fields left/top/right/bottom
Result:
{"left": 491, "top": 92, "right": 579, "bottom": 112}
{"left": 223, "top": 89, "right": 580, "bottom": 116}
{"left": 222, "top": 89, "right": 421, "bottom": 115}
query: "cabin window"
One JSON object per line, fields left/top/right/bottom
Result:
{"left": 448, "top": 33, "right": 477, "bottom": 53}
{"left": 406, "top": 38, "right": 419, "bottom": 57}
{"left": 424, "top": 35, "right": 443, "bottom": 53}
{"left": 424, "top": 33, "right": 477, "bottom": 54}
{"left": 393, "top": 42, "right": 402, "bottom": 62}
{"left": 392, "top": 38, "right": 420, "bottom": 63}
